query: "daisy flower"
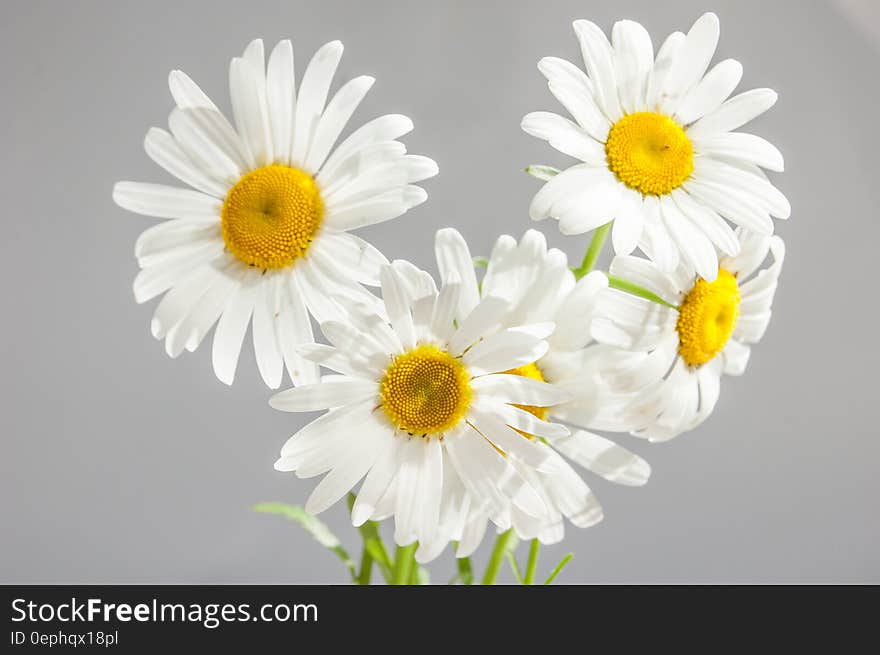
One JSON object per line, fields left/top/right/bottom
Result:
{"left": 269, "top": 260, "right": 574, "bottom": 563}
{"left": 113, "top": 38, "right": 437, "bottom": 387}
{"left": 427, "top": 228, "right": 651, "bottom": 554}
{"left": 523, "top": 12, "right": 789, "bottom": 281}
{"left": 591, "top": 229, "right": 785, "bottom": 441}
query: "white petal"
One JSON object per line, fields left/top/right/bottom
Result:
{"left": 167, "top": 107, "right": 247, "bottom": 181}
{"left": 521, "top": 112, "right": 605, "bottom": 165}
{"left": 659, "top": 12, "right": 720, "bottom": 114}
{"left": 113, "top": 182, "right": 221, "bottom": 221}
{"left": 611, "top": 19, "right": 653, "bottom": 114}
{"left": 269, "top": 378, "right": 376, "bottom": 412}
{"left": 672, "top": 188, "right": 739, "bottom": 257}
{"left": 168, "top": 69, "right": 219, "bottom": 110}
{"left": 380, "top": 264, "right": 416, "bottom": 349}
{"left": 211, "top": 270, "right": 259, "bottom": 385}
{"left": 319, "top": 114, "right": 413, "bottom": 178}
{"left": 558, "top": 179, "right": 621, "bottom": 236}
{"left": 611, "top": 188, "right": 645, "bottom": 255}
{"left": 660, "top": 196, "right": 718, "bottom": 281}
{"left": 424, "top": 278, "right": 459, "bottom": 348}
{"left": 310, "top": 231, "right": 388, "bottom": 287}
{"left": 683, "top": 181, "right": 773, "bottom": 234}
{"left": 252, "top": 274, "right": 285, "bottom": 388}
{"left": 675, "top": 59, "right": 742, "bottom": 125}
{"left": 291, "top": 41, "right": 344, "bottom": 167}
{"left": 352, "top": 434, "right": 402, "bottom": 526}
{"left": 445, "top": 428, "right": 546, "bottom": 520}
{"left": 229, "top": 42, "right": 273, "bottom": 167}
{"left": 722, "top": 339, "right": 750, "bottom": 375}
{"left": 573, "top": 19, "right": 622, "bottom": 121}
{"left": 305, "top": 426, "right": 385, "bottom": 514}
{"left": 134, "top": 244, "right": 225, "bottom": 304}
{"left": 305, "top": 76, "right": 375, "bottom": 172}
{"left": 645, "top": 31, "right": 685, "bottom": 110}
{"left": 434, "top": 228, "right": 480, "bottom": 320}
{"left": 462, "top": 328, "right": 549, "bottom": 375}
{"left": 687, "top": 88, "right": 778, "bottom": 138}
{"left": 472, "top": 373, "right": 571, "bottom": 407}
{"left": 550, "top": 270, "right": 608, "bottom": 351}
{"left": 467, "top": 406, "right": 554, "bottom": 471}
{"left": 143, "top": 128, "right": 228, "bottom": 197}
{"left": 135, "top": 220, "right": 219, "bottom": 260}
{"left": 324, "top": 186, "right": 426, "bottom": 231}
{"left": 696, "top": 131, "right": 784, "bottom": 172}
{"left": 266, "top": 39, "right": 296, "bottom": 166}
{"left": 693, "top": 158, "right": 790, "bottom": 219}
{"left": 448, "top": 296, "right": 508, "bottom": 355}
{"left": 551, "top": 429, "right": 650, "bottom": 486}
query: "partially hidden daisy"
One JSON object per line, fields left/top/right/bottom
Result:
{"left": 523, "top": 12, "right": 789, "bottom": 281}
{"left": 269, "top": 260, "right": 574, "bottom": 563}
{"left": 113, "top": 38, "right": 437, "bottom": 387}
{"left": 427, "top": 228, "right": 651, "bottom": 555}
{"left": 591, "top": 229, "right": 785, "bottom": 441}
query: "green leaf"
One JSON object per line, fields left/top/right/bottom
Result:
{"left": 253, "top": 503, "right": 356, "bottom": 580}
{"left": 525, "top": 164, "right": 561, "bottom": 181}
{"left": 543, "top": 553, "right": 574, "bottom": 585}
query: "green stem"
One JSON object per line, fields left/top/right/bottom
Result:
{"left": 482, "top": 529, "right": 516, "bottom": 585}
{"left": 347, "top": 493, "right": 392, "bottom": 583}
{"left": 608, "top": 275, "right": 679, "bottom": 309}
{"left": 457, "top": 556, "right": 474, "bottom": 585}
{"left": 543, "top": 554, "right": 574, "bottom": 585}
{"left": 357, "top": 547, "right": 373, "bottom": 586}
{"left": 572, "top": 222, "right": 612, "bottom": 279}
{"left": 391, "top": 544, "right": 418, "bottom": 585}
{"left": 506, "top": 552, "right": 524, "bottom": 584}
{"left": 524, "top": 539, "right": 541, "bottom": 585}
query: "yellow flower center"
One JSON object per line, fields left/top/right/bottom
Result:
{"left": 676, "top": 269, "right": 741, "bottom": 367}
{"left": 379, "top": 345, "right": 472, "bottom": 436}
{"left": 504, "top": 362, "right": 548, "bottom": 439}
{"left": 221, "top": 164, "right": 323, "bottom": 270}
{"left": 605, "top": 112, "right": 694, "bottom": 196}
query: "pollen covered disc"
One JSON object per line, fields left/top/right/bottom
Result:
{"left": 380, "top": 345, "right": 472, "bottom": 436}
{"left": 676, "top": 269, "right": 741, "bottom": 367}
{"left": 221, "top": 164, "right": 324, "bottom": 270}
{"left": 605, "top": 112, "right": 694, "bottom": 196}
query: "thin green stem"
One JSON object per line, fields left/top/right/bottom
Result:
{"left": 357, "top": 547, "right": 373, "bottom": 586}
{"left": 457, "top": 556, "right": 474, "bottom": 585}
{"left": 482, "top": 529, "right": 516, "bottom": 585}
{"left": 524, "top": 539, "right": 541, "bottom": 585}
{"left": 347, "top": 493, "right": 392, "bottom": 583}
{"left": 543, "top": 554, "right": 574, "bottom": 585}
{"left": 391, "top": 543, "right": 418, "bottom": 585}
{"left": 506, "top": 552, "right": 524, "bottom": 584}
{"left": 608, "top": 275, "right": 679, "bottom": 309}
{"left": 572, "top": 222, "right": 612, "bottom": 279}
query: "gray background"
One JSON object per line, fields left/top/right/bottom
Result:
{"left": 2, "top": 0, "right": 878, "bottom": 583}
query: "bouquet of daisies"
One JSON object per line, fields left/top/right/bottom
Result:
{"left": 113, "top": 12, "right": 786, "bottom": 584}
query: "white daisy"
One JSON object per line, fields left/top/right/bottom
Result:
{"left": 523, "top": 12, "right": 789, "bottom": 281}
{"left": 428, "top": 228, "right": 651, "bottom": 554}
{"left": 113, "top": 38, "right": 437, "bottom": 387}
{"left": 269, "top": 260, "right": 575, "bottom": 563}
{"left": 591, "top": 229, "right": 785, "bottom": 441}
